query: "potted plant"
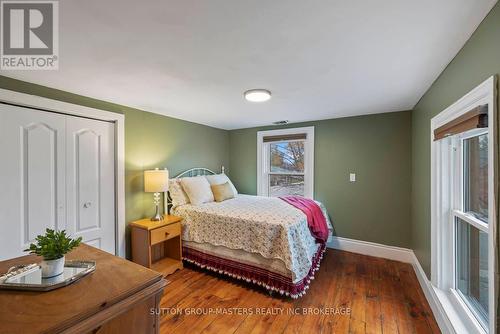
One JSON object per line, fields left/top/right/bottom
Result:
{"left": 25, "top": 229, "right": 82, "bottom": 278}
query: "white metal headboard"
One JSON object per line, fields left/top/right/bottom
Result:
{"left": 174, "top": 167, "right": 219, "bottom": 178}
{"left": 164, "top": 166, "right": 225, "bottom": 214}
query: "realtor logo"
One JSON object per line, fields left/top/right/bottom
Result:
{"left": 1, "top": 0, "right": 58, "bottom": 70}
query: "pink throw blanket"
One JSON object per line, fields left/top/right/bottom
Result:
{"left": 280, "top": 196, "right": 329, "bottom": 243}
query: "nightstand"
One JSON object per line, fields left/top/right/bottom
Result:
{"left": 130, "top": 215, "right": 183, "bottom": 276}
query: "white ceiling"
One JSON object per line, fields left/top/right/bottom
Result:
{"left": 2, "top": 0, "right": 497, "bottom": 130}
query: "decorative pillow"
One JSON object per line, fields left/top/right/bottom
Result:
{"left": 211, "top": 182, "right": 235, "bottom": 202}
{"left": 168, "top": 179, "right": 190, "bottom": 208}
{"left": 180, "top": 176, "right": 214, "bottom": 205}
{"left": 205, "top": 173, "right": 238, "bottom": 196}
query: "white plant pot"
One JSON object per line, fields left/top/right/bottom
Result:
{"left": 41, "top": 256, "right": 65, "bottom": 278}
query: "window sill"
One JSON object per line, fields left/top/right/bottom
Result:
{"left": 432, "top": 285, "right": 487, "bottom": 334}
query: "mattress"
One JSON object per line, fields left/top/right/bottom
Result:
{"left": 182, "top": 240, "right": 319, "bottom": 283}
{"left": 172, "top": 194, "right": 332, "bottom": 297}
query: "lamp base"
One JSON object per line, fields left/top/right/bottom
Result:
{"left": 150, "top": 200, "right": 163, "bottom": 221}
{"left": 150, "top": 215, "right": 163, "bottom": 221}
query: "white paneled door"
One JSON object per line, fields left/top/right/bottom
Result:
{"left": 0, "top": 104, "right": 116, "bottom": 260}
{"left": 0, "top": 105, "right": 66, "bottom": 260}
{"left": 66, "top": 117, "right": 115, "bottom": 254}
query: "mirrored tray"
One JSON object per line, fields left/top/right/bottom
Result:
{"left": 0, "top": 260, "right": 95, "bottom": 291}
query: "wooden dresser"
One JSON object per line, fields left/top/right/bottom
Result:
{"left": 0, "top": 244, "right": 167, "bottom": 334}
{"left": 130, "top": 215, "right": 183, "bottom": 276}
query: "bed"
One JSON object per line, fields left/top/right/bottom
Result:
{"left": 166, "top": 167, "right": 332, "bottom": 298}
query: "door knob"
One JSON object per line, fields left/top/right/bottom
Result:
{"left": 83, "top": 202, "right": 92, "bottom": 209}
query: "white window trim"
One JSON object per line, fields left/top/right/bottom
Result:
{"left": 257, "top": 126, "right": 314, "bottom": 198}
{"left": 431, "top": 76, "right": 497, "bottom": 334}
{"left": 0, "top": 88, "right": 126, "bottom": 258}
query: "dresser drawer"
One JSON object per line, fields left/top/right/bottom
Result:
{"left": 150, "top": 222, "right": 181, "bottom": 245}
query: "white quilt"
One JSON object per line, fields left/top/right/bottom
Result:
{"left": 173, "top": 194, "right": 332, "bottom": 280}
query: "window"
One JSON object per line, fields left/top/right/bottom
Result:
{"left": 463, "top": 134, "right": 488, "bottom": 222}
{"left": 431, "top": 77, "right": 496, "bottom": 334}
{"left": 453, "top": 130, "right": 489, "bottom": 329}
{"left": 455, "top": 218, "right": 489, "bottom": 324}
{"left": 269, "top": 141, "right": 305, "bottom": 196}
{"left": 257, "top": 127, "right": 314, "bottom": 198}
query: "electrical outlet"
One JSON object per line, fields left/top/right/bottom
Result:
{"left": 349, "top": 173, "right": 356, "bottom": 182}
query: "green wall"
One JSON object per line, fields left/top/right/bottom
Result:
{"left": 229, "top": 111, "right": 412, "bottom": 248}
{"left": 411, "top": 3, "right": 500, "bottom": 277}
{"left": 0, "top": 76, "right": 229, "bottom": 256}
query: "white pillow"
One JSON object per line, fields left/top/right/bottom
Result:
{"left": 168, "top": 179, "right": 190, "bottom": 208}
{"left": 205, "top": 174, "right": 238, "bottom": 196}
{"left": 180, "top": 176, "right": 214, "bottom": 205}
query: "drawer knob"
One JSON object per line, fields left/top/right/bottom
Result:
{"left": 165, "top": 232, "right": 169, "bottom": 236}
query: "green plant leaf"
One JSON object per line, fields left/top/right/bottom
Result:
{"left": 24, "top": 229, "right": 82, "bottom": 260}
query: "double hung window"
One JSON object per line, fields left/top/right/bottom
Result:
{"left": 453, "top": 130, "right": 490, "bottom": 329}
{"left": 431, "top": 78, "right": 496, "bottom": 334}
{"left": 257, "top": 127, "right": 314, "bottom": 198}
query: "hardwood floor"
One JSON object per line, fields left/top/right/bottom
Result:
{"left": 159, "top": 249, "right": 440, "bottom": 334}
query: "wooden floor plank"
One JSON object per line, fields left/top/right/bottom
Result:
{"left": 202, "top": 288, "right": 268, "bottom": 334}
{"left": 330, "top": 287, "right": 354, "bottom": 334}
{"left": 263, "top": 299, "right": 294, "bottom": 334}
{"left": 349, "top": 318, "right": 366, "bottom": 334}
{"left": 232, "top": 293, "right": 275, "bottom": 334}
{"left": 159, "top": 275, "right": 223, "bottom": 332}
{"left": 350, "top": 279, "right": 367, "bottom": 323}
{"left": 160, "top": 270, "right": 206, "bottom": 308}
{"left": 380, "top": 296, "right": 399, "bottom": 334}
{"left": 159, "top": 249, "right": 440, "bottom": 334}
{"left": 365, "top": 296, "right": 382, "bottom": 334}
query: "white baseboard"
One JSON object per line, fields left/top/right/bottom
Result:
{"left": 327, "top": 236, "right": 414, "bottom": 263}
{"left": 410, "top": 253, "right": 455, "bottom": 333}
{"left": 327, "top": 236, "right": 453, "bottom": 333}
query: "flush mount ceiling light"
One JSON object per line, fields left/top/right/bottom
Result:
{"left": 244, "top": 89, "right": 271, "bottom": 102}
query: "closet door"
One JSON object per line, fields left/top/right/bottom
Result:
{"left": 66, "top": 117, "right": 116, "bottom": 254}
{"left": 0, "top": 104, "right": 66, "bottom": 260}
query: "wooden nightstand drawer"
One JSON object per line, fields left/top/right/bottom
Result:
{"left": 150, "top": 222, "right": 180, "bottom": 245}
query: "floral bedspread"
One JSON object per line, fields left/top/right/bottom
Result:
{"left": 173, "top": 194, "right": 332, "bottom": 280}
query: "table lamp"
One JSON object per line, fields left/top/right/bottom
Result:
{"left": 144, "top": 168, "right": 169, "bottom": 221}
